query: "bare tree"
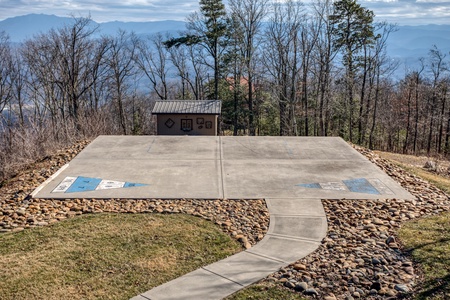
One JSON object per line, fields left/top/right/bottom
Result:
{"left": 167, "top": 43, "right": 208, "bottom": 100}
{"left": 0, "top": 31, "right": 12, "bottom": 116}
{"left": 22, "top": 33, "right": 62, "bottom": 136}
{"left": 9, "top": 50, "right": 28, "bottom": 128}
{"left": 311, "top": 0, "right": 338, "bottom": 136}
{"left": 106, "top": 30, "right": 139, "bottom": 135}
{"left": 262, "top": 0, "right": 305, "bottom": 136}
{"left": 135, "top": 33, "right": 170, "bottom": 100}
{"left": 229, "top": 0, "right": 268, "bottom": 135}
{"left": 359, "top": 22, "right": 397, "bottom": 145}
{"left": 426, "top": 45, "right": 448, "bottom": 153}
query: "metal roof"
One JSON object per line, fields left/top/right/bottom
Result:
{"left": 152, "top": 100, "right": 222, "bottom": 115}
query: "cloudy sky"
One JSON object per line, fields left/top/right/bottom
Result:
{"left": 0, "top": 0, "right": 449, "bottom": 25}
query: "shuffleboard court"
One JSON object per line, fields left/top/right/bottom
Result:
{"left": 33, "top": 136, "right": 414, "bottom": 200}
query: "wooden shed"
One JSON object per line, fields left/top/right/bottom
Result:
{"left": 152, "top": 100, "right": 222, "bottom": 136}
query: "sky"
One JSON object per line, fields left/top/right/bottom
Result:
{"left": 0, "top": 0, "right": 449, "bottom": 25}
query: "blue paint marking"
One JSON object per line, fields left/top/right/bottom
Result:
{"left": 66, "top": 176, "right": 102, "bottom": 193}
{"left": 296, "top": 183, "right": 321, "bottom": 189}
{"left": 343, "top": 178, "right": 380, "bottom": 195}
{"left": 124, "top": 182, "right": 148, "bottom": 188}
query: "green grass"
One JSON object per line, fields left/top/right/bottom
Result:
{"left": 376, "top": 151, "right": 450, "bottom": 299}
{"left": 226, "top": 283, "right": 304, "bottom": 300}
{"left": 0, "top": 213, "right": 241, "bottom": 300}
{"left": 375, "top": 151, "right": 450, "bottom": 194}
{"left": 397, "top": 164, "right": 450, "bottom": 194}
{"left": 398, "top": 212, "right": 450, "bottom": 300}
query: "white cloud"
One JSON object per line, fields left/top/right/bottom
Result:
{"left": 1, "top": 0, "right": 450, "bottom": 24}
{"left": 416, "top": 0, "right": 450, "bottom": 2}
{"left": 362, "top": 0, "right": 398, "bottom": 2}
{"left": 0, "top": 0, "right": 200, "bottom": 22}
{"left": 360, "top": 0, "right": 450, "bottom": 24}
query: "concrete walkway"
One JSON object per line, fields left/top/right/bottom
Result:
{"left": 32, "top": 136, "right": 414, "bottom": 300}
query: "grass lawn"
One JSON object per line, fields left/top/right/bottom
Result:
{"left": 375, "top": 151, "right": 450, "bottom": 194}
{"left": 0, "top": 213, "right": 241, "bottom": 300}
{"left": 398, "top": 212, "right": 450, "bottom": 300}
{"left": 377, "top": 151, "right": 450, "bottom": 299}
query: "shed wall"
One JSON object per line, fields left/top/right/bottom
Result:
{"left": 156, "top": 114, "right": 218, "bottom": 135}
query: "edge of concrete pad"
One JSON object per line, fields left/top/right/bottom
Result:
{"left": 30, "top": 164, "right": 69, "bottom": 198}
{"left": 130, "top": 296, "right": 148, "bottom": 300}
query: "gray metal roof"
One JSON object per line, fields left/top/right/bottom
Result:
{"left": 152, "top": 100, "right": 222, "bottom": 115}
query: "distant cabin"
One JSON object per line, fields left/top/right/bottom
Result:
{"left": 152, "top": 100, "right": 222, "bottom": 136}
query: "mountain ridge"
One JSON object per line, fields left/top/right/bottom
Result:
{"left": 1, "top": 14, "right": 449, "bottom": 73}
{"left": 0, "top": 14, "right": 185, "bottom": 42}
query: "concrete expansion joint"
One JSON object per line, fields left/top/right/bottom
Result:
{"left": 244, "top": 250, "right": 291, "bottom": 264}
{"left": 201, "top": 267, "right": 244, "bottom": 287}
{"left": 243, "top": 249, "right": 287, "bottom": 264}
{"left": 265, "top": 232, "right": 324, "bottom": 243}
{"left": 270, "top": 213, "right": 326, "bottom": 218}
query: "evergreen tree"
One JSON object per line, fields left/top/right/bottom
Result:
{"left": 329, "top": 0, "right": 377, "bottom": 142}
{"left": 165, "top": 0, "right": 228, "bottom": 100}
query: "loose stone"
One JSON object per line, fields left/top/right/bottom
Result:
{"left": 394, "top": 284, "right": 410, "bottom": 293}
{"left": 304, "top": 288, "right": 319, "bottom": 296}
{"left": 294, "top": 282, "right": 308, "bottom": 292}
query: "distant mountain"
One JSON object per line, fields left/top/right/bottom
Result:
{"left": 1, "top": 14, "right": 449, "bottom": 75}
{"left": 387, "top": 25, "right": 450, "bottom": 59}
{"left": 0, "top": 14, "right": 73, "bottom": 42}
{"left": 0, "top": 14, "right": 186, "bottom": 42}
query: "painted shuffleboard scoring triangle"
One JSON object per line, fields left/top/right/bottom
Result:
{"left": 297, "top": 178, "right": 394, "bottom": 195}
{"left": 52, "top": 176, "right": 148, "bottom": 193}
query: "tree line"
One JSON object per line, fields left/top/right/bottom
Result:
{"left": 0, "top": 0, "right": 449, "bottom": 180}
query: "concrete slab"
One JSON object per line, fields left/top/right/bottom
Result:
{"left": 76, "top": 135, "right": 220, "bottom": 160}
{"left": 222, "top": 159, "right": 411, "bottom": 199}
{"left": 202, "top": 252, "right": 286, "bottom": 286}
{"left": 33, "top": 135, "right": 414, "bottom": 201}
{"left": 246, "top": 235, "right": 321, "bottom": 264}
{"left": 267, "top": 215, "right": 327, "bottom": 242}
{"left": 221, "top": 136, "right": 365, "bottom": 160}
{"left": 265, "top": 198, "right": 326, "bottom": 216}
{"left": 35, "top": 159, "right": 223, "bottom": 199}
{"left": 137, "top": 268, "right": 243, "bottom": 300}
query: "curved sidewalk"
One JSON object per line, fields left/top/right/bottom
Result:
{"left": 32, "top": 136, "right": 414, "bottom": 300}
{"left": 131, "top": 198, "right": 327, "bottom": 300}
